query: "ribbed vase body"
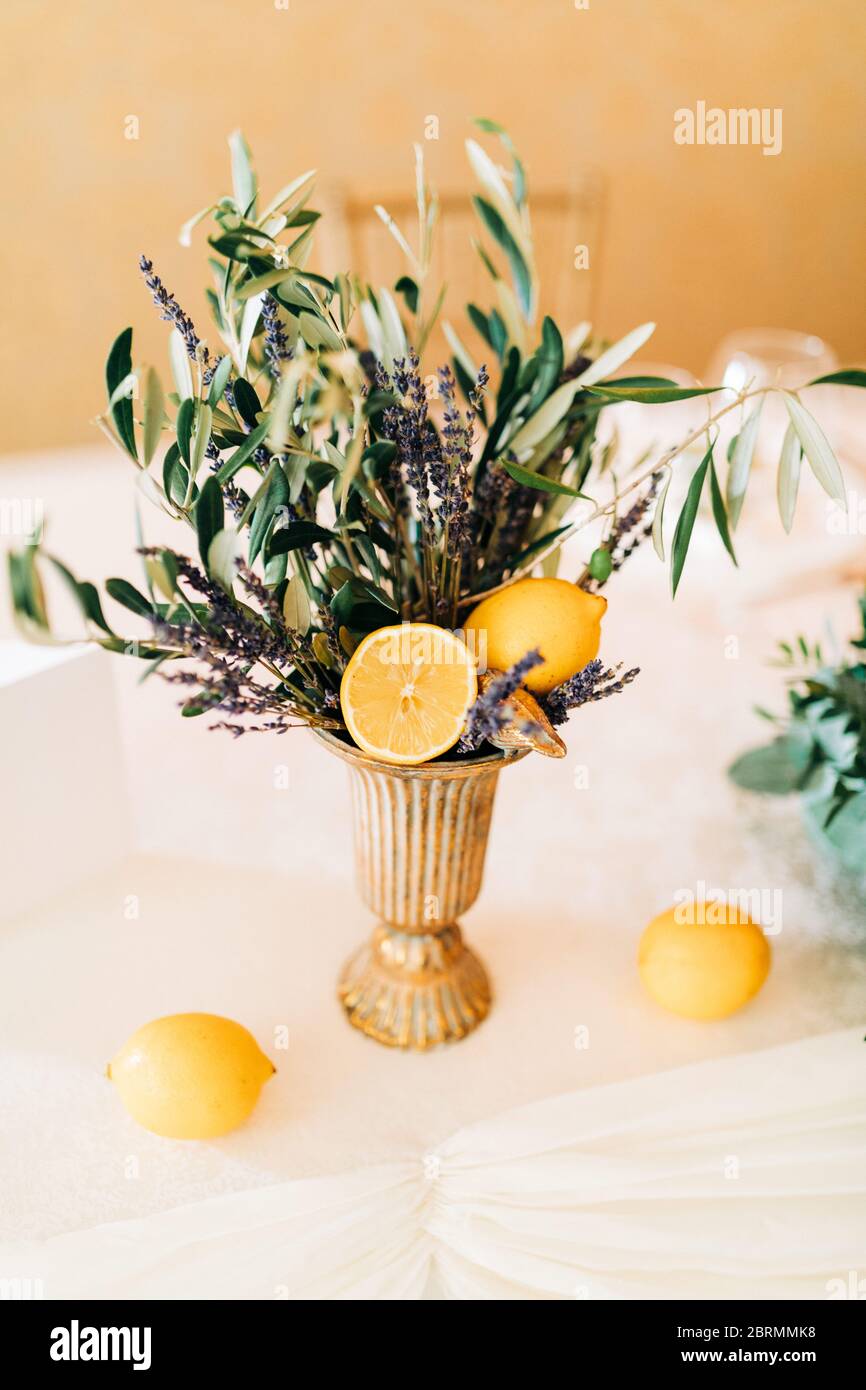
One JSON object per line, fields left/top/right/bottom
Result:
{"left": 317, "top": 732, "right": 525, "bottom": 1049}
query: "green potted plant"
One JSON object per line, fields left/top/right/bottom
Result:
{"left": 729, "top": 593, "right": 866, "bottom": 877}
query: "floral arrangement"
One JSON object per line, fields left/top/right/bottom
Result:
{"left": 729, "top": 591, "right": 866, "bottom": 875}
{"left": 9, "top": 122, "right": 864, "bottom": 764}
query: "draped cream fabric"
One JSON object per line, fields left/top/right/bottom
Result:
{"left": 3, "top": 1027, "right": 864, "bottom": 1300}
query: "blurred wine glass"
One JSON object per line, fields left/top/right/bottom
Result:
{"left": 706, "top": 328, "right": 838, "bottom": 468}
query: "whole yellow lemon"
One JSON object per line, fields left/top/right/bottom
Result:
{"left": 108, "top": 1013, "right": 275, "bottom": 1139}
{"left": 638, "top": 904, "right": 771, "bottom": 1021}
{"left": 464, "top": 578, "right": 607, "bottom": 695}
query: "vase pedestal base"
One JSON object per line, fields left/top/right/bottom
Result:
{"left": 337, "top": 922, "right": 492, "bottom": 1050}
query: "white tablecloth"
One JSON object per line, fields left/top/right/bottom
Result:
{"left": 1, "top": 439, "right": 865, "bottom": 1296}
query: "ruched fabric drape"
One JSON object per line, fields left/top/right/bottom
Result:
{"left": 3, "top": 1028, "right": 864, "bottom": 1300}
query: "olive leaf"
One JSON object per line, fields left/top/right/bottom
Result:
{"left": 671, "top": 443, "right": 712, "bottom": 596}
{"left": 652, "top": 465, "right": 673, "bottom": 561}
{"left": 142, "top": 367, "right": 165, "bottom": 468}
{"left": 728, "top": 737, "right": 811, "bottom": 794}
{"left": 472, "top": 195, "right": 533, "bottom": 315}
{"left": 726, "top": 401, "right": 763, "bottom": 529}
{"left": 248, "top": 463, "right": 290, "bottom": 565}
{"left": 189, "top": 403, "right": 213, "bottom": 489}
{"left": 228, "top": 129, "right": 257, "bottom": 216}
{"left": 106, "top": 577, "right": 154, "bottom": 618}
{"left": 195, "top": 475, "right": 224, "bottom": 568}
{"left": 776, "top": 421, "right": 802, "bottom": 533}
{"left": 267, "top": 521, "right": 335, "bottom": 556}
{"left": 168, "top": 328, "right": 194, "bottom": 400}
{"left": 709, "top": 457, "right": 737, "bottom": 565}
{"left": 105, "top": 327, "right": 137, "bottom": 461}
{"left": 298, "top": 311, "right": 342, "bottom": 352}
{"left": 207, "top": 528, "right": 242, "bottom": 590}
{"left": 783, "top": 392, "right": 845, "bottom": 503}
{"left": 502, "top": 460, "right": 589, "bottom": 498}
{"left": 573, "top": 323, "right": 656, "bottom": 388}
{"left": 588, "top": 382, "right": 721, "bottom": 404}
{"left": 207, "top": 355, "right": 232, "bottom": 408}
{"left": 809, "top": 369, "right": 866, "bottom": 388}
{"left": 283, "top": 573, "right": 311, "bottom": 635}
{"left": 216, "top": 417, "right": 271, "bottom": 483}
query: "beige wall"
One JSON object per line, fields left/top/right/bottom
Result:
{"left": 2, "top": 0, "right": 864, "bottom": 453}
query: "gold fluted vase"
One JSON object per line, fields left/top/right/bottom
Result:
{"left": 316, "top": 731, "right": 528, "bottom": 1050}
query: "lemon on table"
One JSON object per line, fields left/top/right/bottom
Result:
{"left": 340, "top": 622, "right": 477, "bottom": 766}
{"left": 464, "top": 578, "right": 607, "bottom": 695}
{"left": 638, "top": 904, "right": 771, "bottom": 1021}
{"left": 108, "top": 1013, "right": 275, "bottom": 1139}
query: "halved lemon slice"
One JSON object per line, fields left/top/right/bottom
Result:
{"left": 340, "top": 623, "right": 477, "bottom": 766}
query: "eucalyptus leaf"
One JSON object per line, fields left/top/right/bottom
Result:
{"left": 728, "top": 737, "right": 810, "bottom": 794}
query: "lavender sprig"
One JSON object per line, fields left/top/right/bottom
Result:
{"left": 261, "top": 293, "right": 292, "bottom": 380}
{"left": 139, "top": 255, "right": 208, "bottom": 368}
{"left": 542, "top": 659, "right": 640, "bottom": 725}
{"left": 434, "top": 364, "right": 489, "bottom": 557}
{"left": 580, "top": 472, "right": 663, "bottom": 591}
{"left": 459, "top": 649, "right": 543, "bottom": 751}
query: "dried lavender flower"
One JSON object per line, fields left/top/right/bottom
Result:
{"left": 543, "top": 659, "right": 640, "bottom": 725}
{"left": 139, "top": 255, "right": 208, "bottom": 368}
{"left": 580, "top": 472, "right": 663, "bottom": 592}
{"left": 261, "top": 293, "right": 292, "bottom": 379}
{"left": 459, "top": 649, "right": 543, "bottom": 751}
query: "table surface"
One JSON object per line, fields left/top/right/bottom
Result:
{"left": 2, "top": 429, "right": 866, "bottom": 1242}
